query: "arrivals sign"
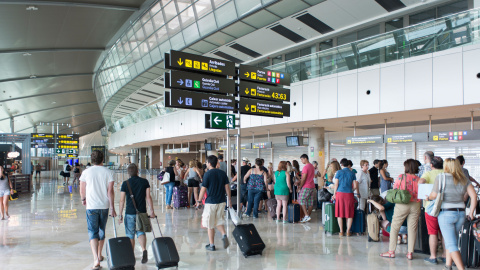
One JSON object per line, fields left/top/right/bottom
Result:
{"left": 346, "top": 135, "right": 384, "bottom": 145}
{"left": 166, "top": 90, "right": 235, "bottom": 111}
{"left": 238, "top": 64, "right": 291, "bottom": 86}
{"left": 166, "top": 50, "right": 235, "bottom": 77}
{"left": 240, "top": 98, "right": 290, "bottom": 118}
{"left": 385, "top": 133, "right": 429, "bottom": 143}
{"left": 429, "top": 130, "right": 480, "bottom": 142}
{"left": 166, "top": 70, "right": 235, "bottom": 94}
{"left": 238, "top": 81, "right": 290, "bottom": 102}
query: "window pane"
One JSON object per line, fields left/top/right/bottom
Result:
{"left": 319, "top": 39, "right": 333, "bottom": 51}
{"left": 256, "top": 60, "right": 270, "bottom": 68}
{"left": 143, "top": 19, "right": 155, "bottom": 37}
{"left": 437, "top": 0, "right": 468, "bottom": 17}
{"left": 300, "top": 45, "right": 315, "bottom": 57}
{"left": 150, "top": 3, "right": 161, "bottom": 15}
{"left": 338, "top": 32, "right": 356, "bottom": 45}
{"left": 180, "top": 6, "right": 195, "bottom": 27}
{"left": 176, "top": 0, "right": 192, "bottom": 12}
{"left": 213, "top": 0, "right": 229, "bottom": 8}
{"left": 195, "top": 0, "right": 213, "bottom": 18}
{"left": 385, "top": 18, "right": 403, "bottom": 32}
{"left": 170, "top": 32, "right": 186, "bottom": 50}
{"left": 285, "top": 50, "right": 299, "bottom": 61}
{"left": 147, "top": 32, "right": 159, "bottom": 49}
{"left": 198, "top": 13, "right": 217, "bottom": 36}
{"left": 183, "top": 22, "right": 200, "bottom": 43}
{"left": 272, "top": 55, "right": 282, "bottom": 65}
{"left": 234, "top": 0, "right": 261, "bottom": 17}
{"left": 167, "top": 17, "right": 181, "bottom": 36}
{"left": 135, "top": 27, "right": 146, "bottom": 42}
{"left": 358, "top": 25, "right": 379, "bottom": 40}
{"left": 215, "top": 1, "right": 236, "bottom": 27}
{"left": 156, "top": 26, "right": 169, "bottom": 43}
{"left": 152, "top": 10, "right": 165, "bottom": 29}
{"left": 164, "top": 1, "right": 178, "bottom": 21}
{"left": 140, "top": 12, "right": 151, "bottom": 25}
{"left": 410, "top": 8, "right": 435, "bottom": 25}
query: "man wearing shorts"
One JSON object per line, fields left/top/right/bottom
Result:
{"left": 196, "top": 155, "right": 232, "bottom": 251}
{"left": 299, "top": 154, "right": 316, "bottom": 223}
{"left": 80, "top": 150, "right": 116, "bottom": 270}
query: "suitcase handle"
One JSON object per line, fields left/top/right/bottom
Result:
{"left": 110, "top": 215, "right": 117, "bottom": 238}
{"left": 152, "top": 216, "right": 163, "bottom": 238}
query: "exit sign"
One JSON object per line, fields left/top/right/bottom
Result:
{"left": 206, "top": 113, "right": 235, "bottom": 129}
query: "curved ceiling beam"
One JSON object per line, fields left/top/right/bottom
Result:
{"left": 0, "top": 48, "right": 104, "bottom": 55}
{"left": 0, "top": 1, "right": 139, "bottom": 11}
{"left": 0, "top": 89, "right": 94, "bottom": 103}
{"left": 59, "top": 119, "right": 105, "bottom": 132}
{"left": 14, "top": 110, "right": 101, "bottom": 133}
{"left": 0, "top": 73, "right": 93, "bottom": 84}
{"left": 0, "top": 101, "right": 98, "bottom": 122}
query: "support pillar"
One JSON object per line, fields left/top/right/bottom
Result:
{"left": 308, "top": 127, "right": 325, "bottom": 172}
{"left": 160, "top": 145, "right": 164, "bottom": 168}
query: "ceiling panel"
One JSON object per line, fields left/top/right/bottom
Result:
{"left": 276, "top": 17, "right": 321, "bottom": 40}
{"left": 241, "top": 9, "right": 281, "bottom": 29}
{"left": 229, "top": 28, "right": 294, "bottom": 55}
{"left": 331, "top": 0, "right": 387, "bottom": 21}
{"left": 188, "top": 40, "right": 218, "bottom": 53}
{"left": 221, "top": 21, "right": 257, "bottom": 38}
{"left": 203, "top": 31, "right": 236, "bottom": 46}
{"left": 265, "top": 0, "right": 309, "bottom": 18}
{"left": 307, "top": 1, "right": 358, "bottom": 30}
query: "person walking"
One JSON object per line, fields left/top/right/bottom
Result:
{"left": 118, "top": 163, "right": 156, "bottom": 264}
{"left": 273, "top": 161, "right": 292, "bottom": 224}
{"left": 73, "top": 163, "right": 82, "bottom": 186}
{"left": 185, "top": 160, "right": 203, "bottom": 208}
{"left": 164, "top": 160, "right": 176, "bottom": 209}
{"left": 426, "top": 158, "right": 478, "bottom": 270}
{"left": 195, "top": 155, "right": 232, "bottom": 251}
{"left": 80, "top": 150, "right": 116, "bottom": 270}
{"left": 298, "top": 154, "right": 316, "bottom": 223}
{"left": 243, "top": 159, "right": 268, "bottom": 219}
{"left": 379, "top": 159, "right": 421, "bottom": 260}
{"left": 0, "top": 166, "right": 13, "bottom": 220}
{"left": 63, "top": 161, "right": 72, "bottom": 186}
{"left": 333, "top": 159, "right": 359, "bottom": 236}
{"left": 369, "top": 160, "right": 380, "bottom": 196}
{"left": 356, "top": 160, "right": 371, "bottom": 212}
{"left": 35, "top": 163, "right": 42, "bottom": 178}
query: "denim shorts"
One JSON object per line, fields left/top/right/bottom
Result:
{"left": 438, "top": 210, "right": 465, "bottom": 252}
{"left": 125, "top": 214, "right": 146, "bottom": 239}
{"left": 0, "top": 190, "right": 10, "bottom": 197}
{"left": 86, "top": 209, "right": 109, "bottom": 241}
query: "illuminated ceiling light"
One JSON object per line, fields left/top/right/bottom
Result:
{"left": 26, "top": 6, "right": 38, "bottom": 11}
{"left": 23, "top": 53, "right": 32, "bottom": 56}
{"left": 30, "top": 75, "right": 37, "bottom": 79}
{"left": 51, "top": 101, "right": 56, "bottom": 104}
{"left": 7, "top": 152, "right": 20, "bottom": 159}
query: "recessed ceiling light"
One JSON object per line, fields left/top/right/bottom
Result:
{"left": 23, "top": 53, "right": 32, "bottom": 56}
{"left": 30, "top": 75, "right": 37, "bottom": 79}
{"left": 51, "top": 101, "right": 56, "bottom": 104}
{"left": 26, "top": 6, "right": 38, "bottom": 11}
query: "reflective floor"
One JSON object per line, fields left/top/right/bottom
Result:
{"left": 1, "top": 176, "right": 444, "bottom": 270}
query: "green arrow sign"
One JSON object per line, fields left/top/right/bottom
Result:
{"left": 56, "top": 149, "right": 66, "bottom": 154}
{"left": 210, "top": 113, "right": 235, "bottom": 129}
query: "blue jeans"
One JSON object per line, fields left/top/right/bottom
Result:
{"left": 86, "top": 209, "right": 109, "bottom": 241}
{"left": 165, "top": 182, "right": 175, "bottom": 206}
{"left": 246, "top": 189, "right": 263, "bottom": 218}
{"left": 438, "top": 210, "right": 465, "bottom": 252}
{"left": 124, "top": 214, "right": 146, "bottom": 239}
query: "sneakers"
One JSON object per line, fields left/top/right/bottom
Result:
{"left": 424, "top": 258, "right": 438, "bottom": 265}
{"left": 276, "top": 219, "right": 279, "bottom": 224}
{"left": 205, "top": 244, "right": 215, "bottom": 251}
{"left": 141, "top": 250, "right": 148, "bottom": 264}
{"left": 283, "top": 220, "right": 287, "bottom": 224}
{"left": 300, "top": 216, "right": 312, "bottom": 223}
{"left": 242, "top": 213, "right": 250, "bottom": 218}
{"left": 222, "top": 235, "right": 230, "bottom": 249}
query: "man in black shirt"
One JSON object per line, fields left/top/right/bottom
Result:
{"left": 119, "top": 164, "right": 155, "bottom": 264}
{"left": 233, "top": 158, "right": 251, "bottom": 211}
{"left": 369, "top": 159, "right": 380, "bottom": 196}
{"left": 196, "top": 155, "right": 232, "bottom": 251}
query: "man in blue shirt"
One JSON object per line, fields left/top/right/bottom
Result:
{"left": 196, "top": 155, "right": 232, "bottom": 251}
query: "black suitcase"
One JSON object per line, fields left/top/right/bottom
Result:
{"left": 459, "top": 218, "right": 480, "bottom": 268}
{"left": 232, "top": 223, "right": 265, "bottom": 258}
{"left": 106, "top": 216, "right": 136, "bottom": 270}
{"left": 414, "top": 207, "right": 429, "bottom": 254}
{"left": 152, "top": 217, "right": 180, "bottom": 269}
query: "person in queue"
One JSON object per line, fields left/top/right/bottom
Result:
{"left": 0, "top": 166, "right": 13, "bottom": 220}
{"left": 325, "top": 158, "right": 338, "bottom": 184}
{"left": 426, "top": 158, "right": 478, "bottom": 270}
{"left": 185, "top": 160, "right": 203, "bottom": 208}
{"left": 217, "top": 155, "right": 227, "bottom": 174}
{"left": 175, "top": 159, "right": 186, "bottom": 186}
{"left": 379, "top": 159, "right": 421, "bottom": 260}
{"left": 274, "top": 161, "right": 292, "bottom": 224}
{"left": 164, "top": 160, "right": 176, "bottom": 210}
{"left": 456, "top": 155, "right": 480, "bottom": 187}
{"left": 118, "top": 163, "right": 155, "bottom": 264}
{"left": 243, "top": 158, "right": 268, "bottom": 219}
{"left": 80, "top": 150, "right": 116, "bottom": 270}
{"left": 420, "top": 156, "right": 446, "bottom": 264}
{"left": 379, "top": 160, "right": 394, "bottom": 193}
{"left": 328, "top": 160, "right": 341, "bottom": 186}
{"left": 356, "top": 160, "right": 371, "bottom": 212}
{"left": 369, "top": 160, "right": 380, "bottom": 196}
{"left": 332, "top": 159, "right": 359, "bottom": 236}
{"left": 418, "top": 151, "right": 434, "bottom": 177}
{"left": 232, "top": 158, "right": 250, "bottom": 213}
{"left": 298, "top": 154, "right": 316, "bottom": 223}
{"left": 291, "top": 160, "right": 301, "bottom": 201}
{"left": 368, "top": 195, "right": 408, "bottom": 246}
{"left": 195, "top": 155, "right": 232, "bottom": 251}
{"left": 267, "top": 162, "right": 274, "bottom": 199}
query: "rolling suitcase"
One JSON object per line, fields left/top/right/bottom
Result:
{"left": 324, "top": 203, "right": 340, "bottom": 234}
{"left": 232, "top": 223, "right": 265, "bottom": 258}
{"left": 367, "top": 203, "right": 380, "bottom": 242}
{"left": 172, "top": 185, "right": 188, "bottom": 209}
{"left": 414, "top": 207, "right": 429, "bottom": 254}
{"left": 459, "top": 218, "right": 480, "bottom": 268}
{"left": 351, "top": 208, "right": 366, "bottom": 234}
{"left": 151, "top": 217, "right": 180, "bottom": 269}
{"left": 106, "top": 216, "right": 136, "bottom": 270}
{"left": 288, "top": 191, "right": 304, "bottom": 223}
{"left": 267, "top": 198, "right": 277, "bottom": 219}
{"left": 322, "top": 201, "right": 332, "bottom": 225}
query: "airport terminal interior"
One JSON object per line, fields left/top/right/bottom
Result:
{"left": 1, "top": 0, "right": 480, "bottom": 269}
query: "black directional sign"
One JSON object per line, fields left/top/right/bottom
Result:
{"left": 238, "top": 81, "right": 290, "bottom": 102}
{"left": 165, "top": 50, "right": 235, "bottom": 77}
{"left": 238, "top": 64, "right": 291, "bottom": 86}
{"left": 239, "top": 98, "right": 290, "bottom": 118}
{"left": 165, "top": 70, "right": 235, "bottom": 95}
{"left": 166, "top": 90, "right": 236, "bottom": 112}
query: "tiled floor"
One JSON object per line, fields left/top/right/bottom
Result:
{"left": 0, "top": 176, "right": 443, "bottom": 270}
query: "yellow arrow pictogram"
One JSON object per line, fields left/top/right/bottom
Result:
{"left": 177, "top": 58, "right": 183, "bottom": 66}
{"left": 245, "top": 88, "right": 249, "bottom": 94}
{"left": 245, "top": 105, "right": 249, "bottom": 111}
{"left": 244, "top": 72, "right": 250, "bottom": 78}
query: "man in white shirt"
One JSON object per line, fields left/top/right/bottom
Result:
{"left": 80, "top": 150, "right": 116, "bottom": 270}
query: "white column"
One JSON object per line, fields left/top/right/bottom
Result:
{"left": 160, "top": 145, "right": 164, "bottom": 169}
{"left": 308, "top": 127, "right": 325, "bottom": 170}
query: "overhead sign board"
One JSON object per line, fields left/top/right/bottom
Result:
{"left": 385, "top": 133, "right": 429, "bottom": 143}
{"left": 239, "top": 98, "right": 290, "bottom": 118}
{"left": 58, "top": 134, "right": 79, "bottom": 149}
{"left": 165, "top": 148, "right": 189, "bottom": 154}
{"left": 238, "top": 81, "right": 290, "bottom": 102}
{"left": 166, "top": 90, "right": 235, "bottom": 112}
{"left": 236, "top": 143, "right": 252, "bottom": 150}
{"left": 346, "top": 135, "right": 384, "bottom": 145}
{"left": 166, "top": 50, "right": 235, "bottom": 77}
{"left": 31, "top": 133, "right": 55, "bottom": 148}
{"left": 429, "top": 130, "right": 480, "bottom": 142}
{"left": 165, "top": 70, "right": 235, "bottom": 95}
{"left": 206, "top": 113, "right": 236, "bottom": 129}
{"left": 218, "top": 144, "right": 235, "bottom": 151}
{"left": 252, "top": 142, "right": 272, "bottom": 149}
{"left": 238, "top": 64, "right": 291, "bottom": 86}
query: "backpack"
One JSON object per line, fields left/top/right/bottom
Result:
{"left": 66, "top": 165, "right": 72, "bottom": 172}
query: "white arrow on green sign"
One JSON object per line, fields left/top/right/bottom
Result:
{"left": 210, "top": 113, "right": 235, "bottom": 129}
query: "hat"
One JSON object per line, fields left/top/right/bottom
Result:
{"left": 242, "top": 157, "right": 249, "bottom": 162}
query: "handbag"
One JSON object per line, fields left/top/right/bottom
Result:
{"left": 386, "top": 174, "right": 411, "bottom": 204}
{"left": 125, "top": 180, "right": 152, "bottom": 232}
{"left": 426, "top": 173, "right": 446, "bottom": 217}
{"left": 9, "top": 190, "right": 19, "bottom": 201}
{"left": 160, "top": 171, "right": 170, "bottom": 185}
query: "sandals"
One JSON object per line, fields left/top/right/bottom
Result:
{"left": 380, "top": 251, "right": 395, "bottom": 258}
{"left": 406, "top": 252, "right": 413, "bottom": 260}
{"left": 339, "top": 232, "right": 344, "bottom": 236}
{"left": 346, "top": 232, "right": 352, "bottom": 237}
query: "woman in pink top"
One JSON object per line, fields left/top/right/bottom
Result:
{"left": 380, "top": 159, "right": 421, "bottom": 260}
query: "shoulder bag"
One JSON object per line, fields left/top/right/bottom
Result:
{"left": 426, "top": 173, "right": 446, "bottom": 217}
{"left": 386, "top": 174, "right": 411, "bottom": 204}
{"left": 159, "top": 171, "right": 171, "bottom": 185}
{"left": 125, "top": 180, "right": 152, "bottom": 232}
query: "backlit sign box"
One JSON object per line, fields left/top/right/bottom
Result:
{"left": 166, "top": 90, "right": 235, "bottom": 112}
{"left": 165, "top": 50, "right": 235, "bottom": 77}
{"left": 238, "top": 64, "right": 291, "bottom": 86}
{"left": 239, "top": 98, "right": 290, "bottom": 118}
{"left": 346, "top": 135, "right": 384, "bottom": 145}
{"left": 429, "top": 130, "right": 480, "bottom": 141}
{"left": 385, "top": 133, "right": 429, "bottom": 143}
{"left": 238, "top": 81, "right": 290, "bottom": 102}
{"left": 166, "top": 70, "right": 235, "bottom": 95}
